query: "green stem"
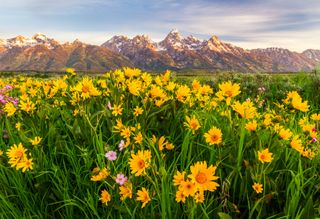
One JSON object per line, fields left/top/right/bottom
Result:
{"left": 237, "top": 120, "right": 246, "bottom": 172}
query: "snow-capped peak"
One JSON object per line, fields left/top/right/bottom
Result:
{"left": 0, "top": 38, "right": 7, "bottom": 46}
{"left": 32, "top": 33, "right": 48, "bottom": 42}
{"left": 0, "top": 34, "right": 58, "bottom": 49}
{"left": 169, "top": 28, "right": 180, "bottom": 34}
{"left": 183, "top": 35, "right": 204, "bottom": 50}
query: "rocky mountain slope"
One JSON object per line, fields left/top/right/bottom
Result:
{"left": 0, "top": 34, "right": 133, "bottom": 71}
{"left": 102, "top": 29, "right": 320, "bottom": 72}
{"left": 0, "top": 31, "right": 319, "bottom": 72}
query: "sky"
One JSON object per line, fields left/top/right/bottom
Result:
{"left": 0, "top": 0, "right": 320, "bottom": 52}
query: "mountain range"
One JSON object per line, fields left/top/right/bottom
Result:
{"left": 0, "top": 30, "right": 319, "bottom": 72}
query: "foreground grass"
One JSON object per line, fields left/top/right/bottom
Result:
{"left": 0, "top": 69, "right": 319, "bottom": 218}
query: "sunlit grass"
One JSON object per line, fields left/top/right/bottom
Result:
{"left": 0, "top": 68, "right": 319, "bottom": 218}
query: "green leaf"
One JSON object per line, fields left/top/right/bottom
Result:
{"left": 218, "top": 212, "right": 233, "bottom": 219}
{"left": 299, "top": 197, "right": 315, "bottom": 219}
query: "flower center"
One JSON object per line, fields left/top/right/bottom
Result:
{"left": 82, "top": 85, "right": 90, "bottom": 93}
{"left": 225, "top": 90, "right": 233, "bottom": 97}
{"left": 196, "top": 172, "right": 207, "bottom": 184}
{"left": 16, "top": 151, "right": 24, "bottom": 158}
{"left": 211, "top": 134, "right": 218, "bottom": 142}
{"left": 138, "top": 160, "right": 145, "bottom": 169}
{"left": 190, "top": 122, "right": 198, "bottom": 129}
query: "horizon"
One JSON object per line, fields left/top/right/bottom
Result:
{"left": 0, "top": 29, "right": 318, "bottom": 53}
{"left": 1, "top": 0, "right": 320, "bottom": 52}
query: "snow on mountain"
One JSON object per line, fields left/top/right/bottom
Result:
{"left": 1, "top": 34, "right": 58, "bottom": 49}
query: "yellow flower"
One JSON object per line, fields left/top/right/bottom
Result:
{"left": 217, "top": 81, "right": 241, "bottom": 104}
{"left": 192, "top": 79, "right": 201, "bottom": 91}
{"left": 290, "top": 136, "right": 304, "bottom": 153}
{"left": 278, "top": 128, "right": 293, "bottom": 140}
{"left": 175, "top": 189, "right": 186, "bottom": 203}
{"left": 136, "top": 187, "right": 150, "bottom": 208}
{"left": 263, "top": 114, "right": 273, "bottom": 127}
{"left": 232, "top": 100, "right": 257, "bottom": 119}
{"left": 166, "top": 81, "right": 176, "bottom": 91}
{"left": 204, "top": 127, "right": 222, "bottom": 145}
{"left": 258, "top": 148, "right": 273, "bottom": 163}
{"left": 97, "top": 79, "right": 107, "bottom": 88}
{"left": 194, "top": 191, "right": 205, "bottom": 203}
{"left": 129, "top": 150, "right": 151, "bottom": 176}
{"left": 160, "top": 70, "right": 171, "bottom": 84}
{"left": 112, "top": 104, "right": 123, "bottom": 116}
{"left": 292, "top": 99, "right": 309, "bottom": 112}
{"left": 6, "top": 143, "right": 27, "bottom": 168}
{"left": 284, "top": 91, "right": 309, "bottom": 112}
{"left": 0, "top": 150, "right": 3, "bottom": 156}
{"left": 127, "top": 80, "right": 142, "bottom": 96}
{"left": 184, "top": 116, "right": 201, "bottom": 134}
{"left": 114, "top": 119, "right": 123, "bottom": 132}
{"left": 4, "top": 102, "right": 16, "bottom": 117}
{"left": 173, "top": 171, "right": 185, "bottom": 186}
{"left": 152, "top": 135, "right": 157, "bottom": 145}
{"left": 16, "top": 158, "right": 33, "bottom": 172}
{"left": 179, "top": 180, "right": 196, "bottom": 197}
{"left": 302, "top": 149, "right": 315, "bottom": 159}
{"left": 219, "top": 81, "right": 241, "bottom": 98}
{"left": 166, "top": 142, "right": 175, "bottom": 150}
{"left": 15, "top": 122, "right": 22, "bottom": 131}
{"left": 91, "top": 168, "right": 109, "bottom": 182}
{"left": 30, "top": 136, "right": 42, "bottom": 146}
{"left": 124, "top": 67, "right": 141, "bottom": 78}
{"left": 158, "top": 136, "right": 166, "bottom": 151}
{"left": 73, "top": 77, "right": 100, "bottom": 100}
{"left": 176, "top": 85, "right": 190, "bottom": 103}
{"left": 134, "top": 132, "right": 143, "bottom": 145}
{"left": 188, "top": 161, "right": 219, "bottom": 192}
{"left": 119, "top": 183, "right": 133, "bottom": 201}
{"left": 19, "top": 99, "right": 36, "bottom": 113}
{"left": 133, "top": 106, "right": 144, "bottom": 116}
{"left": 148, "top": 85, "right": 168, "bottom": 107}
{"left": 252, "top": 182, "right": 263, "bottom": 194}
{"left": 299, "top": 117, "right": 308, "bottom": 127}
{"left": 73, "top": 109, "right": 79, "bottom": 116}
{"left": 302, "top": 124, "right": 315, "bottom": 133}
{"left": 66, "top": 68, "right": 76, "bottom": 75}
{"left": 99, "top": 189, "right": 111, "bottom": 205}
{"left": 245, "top": 120, "right": 258, "bottom": 131}
{"left": 120, "top": 127, "right": 131, "bottom": 139}
{"left": 311, "top": 113, "right": 320, "bottom": 121}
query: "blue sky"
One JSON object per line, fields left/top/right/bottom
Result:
{"left": 1, "top": 0, "right": 320, "bottom": 51}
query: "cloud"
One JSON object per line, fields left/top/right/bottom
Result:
{"left": 0, "top": 0, "right": 320, "bottom": 51}
{"left": 150, "top": 0, "right": 320, "bottom": 51}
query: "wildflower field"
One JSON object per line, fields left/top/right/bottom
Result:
{"left": 0, "top": 68, "right": 319, "bottom": 218}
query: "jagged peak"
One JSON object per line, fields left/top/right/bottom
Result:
{"left": 32, "top": 33, "right": 48, "bottom": 41}
{"left": 208, "top": 35, "right": 221, "bottom": 43}
{"left": 9, "top": 35, "right": 28, "bottom": 42}
{"left": 72, "top": 38, "right": 84, "bottom": 44}
{"left": 169, "top": 28, "right": 180, "bottom": 34}
{"left": 132, "top": 34, "right": 154, "bottom": 44}
{"left": 302, "top": 49, "right": 320, "bottom": 54}
{"left": 186, "top": 35, "right": 199, "bottom": 40}
{"left": 108, "top": 35, "right": 129, "bottom": 42}
{"left": 165, "top": 29, "right": 182, "bottom": 39}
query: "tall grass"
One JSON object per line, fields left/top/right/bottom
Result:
{"left": 0, "top": 69, "right": 319, "bottom": 218}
